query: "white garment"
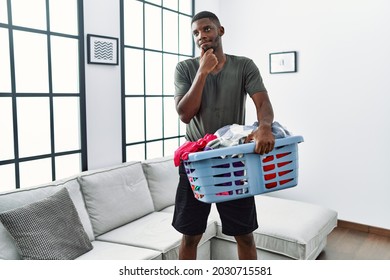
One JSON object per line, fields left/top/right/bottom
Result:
{"left": 206, "top": 122, "right": 291, "bottom": 150}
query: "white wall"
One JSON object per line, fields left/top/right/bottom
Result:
{"left": 194, "top": 0, "right": 390, "bottom": 229}
{"left": 83, "top": 0, "right": 122, "bottom": 170}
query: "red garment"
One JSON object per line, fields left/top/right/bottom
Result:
{"left": 174, "top": 134, "right": 217, "bottom": 166}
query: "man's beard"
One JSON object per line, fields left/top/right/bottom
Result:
{"left": 202, "top": 45, "right": 215, "bottom": 51}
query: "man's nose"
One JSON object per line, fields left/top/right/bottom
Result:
{"left": 197, "top": 32, "right": 206, "bottom": 42}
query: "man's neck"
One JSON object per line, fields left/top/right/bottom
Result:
{"left": 212, "top": 51, "right": 226, "bottom": 74}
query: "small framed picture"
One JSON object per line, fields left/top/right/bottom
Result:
{"left": 87, "top": 34, "right": 118, "bottom": 65}
{"left": 269, "top": 51, "right": 297, "bottom": 74}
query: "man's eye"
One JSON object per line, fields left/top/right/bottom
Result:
{"left": 205, "top": 27, "right": 210, "bottom": 32}
{"left": 193, "top": 32, "right": 199, "bottom": 37}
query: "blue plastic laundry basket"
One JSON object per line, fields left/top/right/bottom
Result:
{"left": 183, "top": 135, "right": 304, "bottom": 203}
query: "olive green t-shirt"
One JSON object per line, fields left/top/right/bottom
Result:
{"left": 174, "top": 54, "right": 267, "bottom": 142}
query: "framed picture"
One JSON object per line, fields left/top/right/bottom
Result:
{"left": 269, "top": 51, "right": 297, "bottom": 74}
{"left": 87, "top": 34, "right": 118, "bottom": 65}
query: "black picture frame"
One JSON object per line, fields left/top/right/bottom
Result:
{"left": 269, "top": 51, "right": 297, "bottom": 74}
{"left": 87, "top": 34, "right": 118, "bottom": 65}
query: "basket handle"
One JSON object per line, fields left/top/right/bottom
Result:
{"left": 186, "top": 135, "right": 304, "bottom": 162}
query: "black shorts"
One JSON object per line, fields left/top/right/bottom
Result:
{"left": 172, "top": 163, "right": 258, "bottom": 236}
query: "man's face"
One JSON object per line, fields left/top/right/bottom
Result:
{"left": 191, "top": 18, "right": 223, "bottom": 52}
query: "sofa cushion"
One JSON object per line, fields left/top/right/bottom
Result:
{"left": 78, "top": 162, "right": 155, "bottom": 236}
{"left": 211, "top": 195, "right": 337, "bottom": 259}
{"left": 0, "top": 188, "right": 93, "bottom": 260}
{"left": 76, "top": 240, "right": 162, "bottom": 260}
{"left": 0, "top": 178, "right": 94, "bottom": 260}
{"left": 141, "top": 156, "right": 178, "bottom": 211}
{"left": 96, "top": 211, "right": 216, "bottom": 260}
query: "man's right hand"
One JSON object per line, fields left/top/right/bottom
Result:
{"left": 199, "top": 48, "right": 218, "bottom": 74}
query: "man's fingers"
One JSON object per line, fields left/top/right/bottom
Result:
{"left": 255, "top": 141, "right": 274, "bottom": 155}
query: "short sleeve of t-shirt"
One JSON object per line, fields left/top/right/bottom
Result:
{"left": 244, "top": 59, "right": 267, "bottom": 96}
{"left": 174, "top": 59, "right": 199, "bottom": 97}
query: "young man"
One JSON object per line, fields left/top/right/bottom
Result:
{"left": 172, "top": 11, "right": 275, "bottom": 260}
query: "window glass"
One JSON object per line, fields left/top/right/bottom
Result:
{"left": 126, "top": 97, "right": 144, "bottom": 143}
{"left": 163, "top": 96, "right": 178, "bottom": 138}
{"left": 0, "top": 98, "right": 14, "bottom": 161}
{"left": 145, "top": 51, "right": 162, "bottom": 95}
{"left": 53, "top": 97, "right": 80, "bottom": 153}
{"left": 124, "top": 0, "right": 143, "bottom": 48}
{"left": 145, "top": 4, "right": 162, "bottom": 50}
{"left": 11, "top": 0, "right": 47, "bottom": 30}
{"left": 145, "top": 97, "right": 162, "bottom": 140}
{"left": 13, "top": 31, "right": 49, "bottom": 93}
{"left": 163, "top": 9, "right": 178, "bottom": 53}
{"left": 179, "top": 0, "right": 192, "bottom": 15}
{"left": 147, "top": 0, "right": 161, "bottom": 6}
{"left": 126, "top": 144, "right": 145, "bottom": 161}
{"left": 180, "top": 118, "right": 186, "bottom": 136}
{"left": 146, "top": 141, "right": 163, "bottom": 159}
{"left": 179, "top": 14, "right": 192, "bottom": 55}
{"left": 0, "top": 0, "right": 8, "bottom": 23}
{"left": 163, "top": 0, "right": 177, "bottom": 10}
{"left": 55, "top": 153, "right": 81, "bottom": 180}
{"left": 49, "top": 0, "right": 78, "bottom": 35}
{"left": 51, "top": 36, "right": 79, "bottom": 93}
{"left": 125, "top": 48, "right": 144, "bottom": 95}
{"left": 164, "top": 138, "right": 179, "bottom": 156}
{"left": 0, "top": 164, "right": 15, "bottom": 192}
{"left": 0, "top": 28, "right": 11, "bottom": 93}
{"left": 17, "top": 97, "right": 51, "bottom": 158}
{"left": 163, "top": 53, "right": 178, "bottom": 95}
{"left": 19, "top": 158, "right": 52, "bottom": 188}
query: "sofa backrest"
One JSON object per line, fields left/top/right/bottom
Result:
{"left": 77, "top": 161, "right": 155, "bottom": 237}
{"left": 141, "top": 156, "right": 179, "bottom": 211}
{"left": 0, "top": 178, "right": 94, "bottom": 260}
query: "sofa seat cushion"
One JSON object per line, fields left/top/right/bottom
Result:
{"left": 76, "top": 240, "right": 162, "bottom": 260}
{"left": 0, "top": 188, "right": 93, "bottom": 260}
{"left": 211, "top": 195, "right": 337, "bottom": 260}
{"left": 142, "top": 156, "right": 178, "bottom": 211}
{"left": 96, "top": 211, "right": 216, "bottom": 260}
{"left": 0, "top": 178, "right": 94, "bottom": 260}
{"left": 78, "top": 161, "right": 155, "bottom": 236}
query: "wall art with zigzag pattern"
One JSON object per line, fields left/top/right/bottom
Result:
{"left": 87, "top": 34, "right": 118, "bottom": 65}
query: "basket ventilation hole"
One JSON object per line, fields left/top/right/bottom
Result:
{"left": 277, "top": 161, "right": 292, "bottom": 168}
{"left": 276, "top": 152, "right": 291, "bottom": 159}
{"left": 262, "top": 155, "right": 274, "bottom": 163}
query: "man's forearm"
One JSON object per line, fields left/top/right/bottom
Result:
{"left": 175, "top": 71, "right": 208, "bottom": 123}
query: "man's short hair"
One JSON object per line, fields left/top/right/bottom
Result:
{"left": 191, "top": 11, "right": 220, "bottom": 26}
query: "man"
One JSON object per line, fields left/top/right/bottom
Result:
{"left": 172, "top": 11, "right": 275, "bottom": 260}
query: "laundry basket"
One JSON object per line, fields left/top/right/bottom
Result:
{"left": 183, "top": 135, "right": 304, "bottom": 203}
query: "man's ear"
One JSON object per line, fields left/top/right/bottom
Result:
{"left": 218, "top": 26, "right": 225, "bottom": 36}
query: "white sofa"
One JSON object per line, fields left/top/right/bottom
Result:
{"left": 0, "top": 156, "right": 337, "bottom": 260}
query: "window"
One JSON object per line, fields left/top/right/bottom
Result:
{"left": 0, "top": 0, "right": 86, "bottom": 191}
{"left": 121, "top": 0, "right": 194, "bottom": 161}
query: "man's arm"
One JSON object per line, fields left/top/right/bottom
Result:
{"left": 175, "top": 48, "right": 217, "bottom": 124}
{"left": 247, "top": 91, "right": 275, "bottom": 154}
